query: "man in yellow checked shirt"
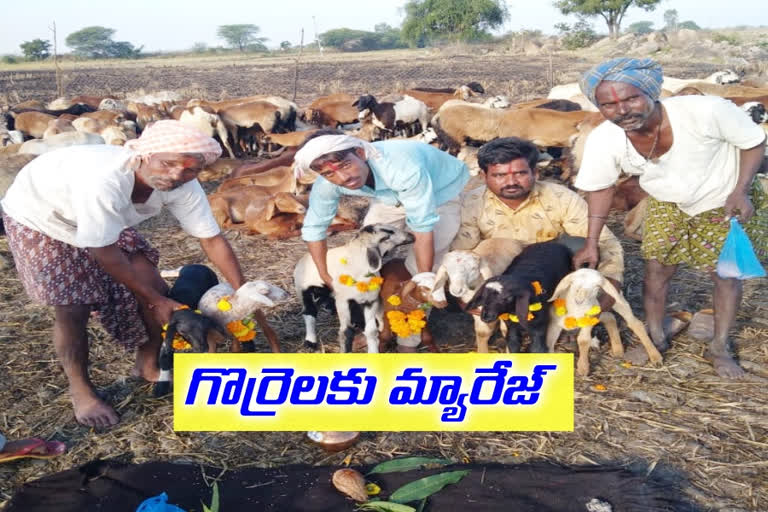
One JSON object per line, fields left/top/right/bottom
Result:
{"left": 451, "top": 137, "right": 625, "bottom": 307}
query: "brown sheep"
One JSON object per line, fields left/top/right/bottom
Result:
{"left": 14, "top": 112, "right": 56, "bottom": 139}
{"left": 208, "top": 186, "right": 273, "bottom": 226}
{"left": 243, "top": 192, "right": 308, "bottom": 239}
{"left": 43, "top": 118, "right": 76, "bottom": 138}
{"left": 216, "top": 165, "right": 295, "bottom": 195}
{"left": 433, "top": 102, "right": 593, "bottom": 155}
{"left": 378, "top": 259, "right": 437, "bottom": 353}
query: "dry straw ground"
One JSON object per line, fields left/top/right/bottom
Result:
{"left": 0, "top": 49, "right": 766, "bottom": 511}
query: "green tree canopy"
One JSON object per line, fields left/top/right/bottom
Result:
{"left": 65, "top": 26, "right": 142, "bottom": 58}
{"left": 663, "top": 9, "right": 678, "bottom": 31}
{"left": 20, "top": 39, "right": 51, "bottom": 60}
{"left": 678, "top": 20, "right": 700, "bottom": 30}
{"left": 553, "top": 0, "right": 662, "bottom": 38}
{"left": 627, "top": 20, "right": 654, "bottom": 34}
{"left": 217, "top": 24, "right": 268, "bottom": 52}
{"left": 320, "top": 27, "right": 405, "bottom": 52}
{"left": 401, "top": 0, "right": 508, "bottom": 46}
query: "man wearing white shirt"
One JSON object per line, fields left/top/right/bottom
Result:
{"left": 572, "top": 58, "right": 767, "bottom": 379}
{"left": 2, "top": 121, "right": 245, "bottom": 427}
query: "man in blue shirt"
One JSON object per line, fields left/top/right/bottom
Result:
{"left": 293, "top": 130, "right": 469, "bottom": 287}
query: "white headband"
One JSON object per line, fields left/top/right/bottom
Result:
{"left": 293, "top": 134, "right": 381, "bottom": 179}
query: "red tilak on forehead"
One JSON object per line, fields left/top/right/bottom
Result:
{"left": 609, "top": 85, "right": 621, "bottom": 102}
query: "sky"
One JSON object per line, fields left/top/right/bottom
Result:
{"left": 1, "top": 0, "right": 766, "bottom": 55}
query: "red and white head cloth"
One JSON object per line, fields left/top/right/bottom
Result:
{"left": 125, "top": 120, "right": 222, "bottom": 165}
{"left": 293, "top": 134, "right": 381, "bottom": 179}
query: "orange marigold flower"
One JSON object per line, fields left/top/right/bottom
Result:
{"left": 175, "top": 304, "right": 190, "bottom": 311}
{"left": 564, "top": 317, "right": 578, "bottom": 330}
{"left": 356, "top": 281, "right": 370, "bottom": 292}
{"left": 369, "top": 276, "right": 384, "bottom": 286}
{"left": 531, "top": 281, "right": 543, "bottom": 295}
{"left": 409, "top": 309, "right": 426, "bottom": 320}
{"left": 172, "top": 338, "right": 192, "bottom": 350}
{"left": 498, "top": 313, "right": 509, "bottom": 320}
{"left": 386, "top": 310, "right": 407, "bottom": 323}
{"left": 237, "top": 330, "right": 257, "bottom": 342}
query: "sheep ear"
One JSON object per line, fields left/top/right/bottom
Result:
{"left": 598, "top": 277, "right": 624, "bottom": 306}
{"left": 366, "top": 247, "right": 382, "bottom": 271}
{"left": 479, "top": 260, "right": 495, "bottom": 281}
{"left": 430, "top": 266, "right": 449, "bottom": 305}
{"left": 251, "top": 293, "right": 275, "bottom": 308}
{"left": 264, "top": 198, "right": 278, "bottom": 221}
{"left": 549, "top": 272, "right": 576, "bottom": 302}
{"left": 401, "top": 280, "right": 416, "bottom": 299}
{"left": 515, "top": 290, "right": 531, "bottom": 329}
{"left": 465, "top": 285, "right": 485, "bottom": 311}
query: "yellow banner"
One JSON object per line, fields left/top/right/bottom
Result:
{"left": 173, "top": 354, "right": 573, "bottom": 431}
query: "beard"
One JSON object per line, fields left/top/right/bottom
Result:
{"left": 145, "top": 176, "right": 184, "bottom": 191}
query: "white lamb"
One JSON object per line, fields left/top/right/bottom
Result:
{"left": 430, "top": 238, "right": 524, "bottom": 352}
{"left": 546, "top": 268, "right": 663, "bottom": 376}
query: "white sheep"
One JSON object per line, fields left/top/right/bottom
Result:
{"left": 430, "top": 238, "right": 524, "bottom": 352}
{"left": 546, "top": 268, "right": 663, "bottom": 376}
{"left": 198, "top": 281, "right": 288, "bottom": 353}
{"left": 293, "top": 224, "right": 414, "bottom": 353}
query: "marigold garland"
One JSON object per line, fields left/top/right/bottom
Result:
{"left": 555, "top": 300, "right": 602, "bottom": 329}
{"left": 387, "top": 308, "right": 427, "bottom": 338}
{"left": 338, "top": 274, "right": 384, "bottom": 292}
{"left": 498, "top": 302, "right": 542, "bottom": 322}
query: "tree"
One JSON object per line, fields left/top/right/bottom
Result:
{"left": 553, "top": 0, "right": 662, "bottom": 39}
{"left": 555, "top": 17, "right": 599, "bottom": 49}
{"left": 20, "top": 39, "right": 51, "bottom": 60}
{"left": 401, "top": 0, "right": 508, "bottom": 46}
{"left": 65, "top": 26, "right": 142, "bottom": 58}
{"left": 217, "top": 24, "right": 268, "bottom": 52}
{"left": 663, "top": 9, "right": 678, "bottom": 31}
{"left": 678, "top": 20, "right": 700, "bottom": 30}
{"left": 320, "top": 27, "right": 405, "bottom": 52}
{"left": 191, "top": 42, "right": 208, "bottom": 53}
{"left": 280, "top": 41, "right": 292, "bottom": 50}
{"left": 627, "top": 21, "right": 654, "bottom": 35}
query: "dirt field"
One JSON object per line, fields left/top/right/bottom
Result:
{"left": 1, "top": 50, "right": 767, "bottom": 511}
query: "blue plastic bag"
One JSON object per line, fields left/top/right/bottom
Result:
{"left": 716, "top": 218, "right": 766, "bottom": 279}
{"left": 136, "top": 492, "right": 187, "bottom": 512}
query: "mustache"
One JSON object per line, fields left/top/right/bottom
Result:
{"left": 615, "top": 113, "right": 644, "bottom": 124}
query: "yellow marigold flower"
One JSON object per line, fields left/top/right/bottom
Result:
{"left": 529, "top": 302, "right": 542, "bottom": 311}
{"left": 244, "top": 319, "right": 256, "bottom": 330}
{"left": 555, "top": 306, "right": 567, "bottom": 316}
{"left": 172, "top": 338, "right": 192, "bottom": 350}
{"left": 531, "top": 281, "right": 543, "bottom": 295}
{"left": 340, "top": 257, "right": 348, "bottom": 265}
{"left": 356, "top": 281, "right": 370, "bottom": 293}
{"left": 509, "top": 314, "right": 520, "bottom": 323}
{"left": 409, "top": 309, "right": 426, "bottom": 320}
{"left": 387, "top": 295, "right": 402, "bottom": 306}
{"left": 576, "top": 316, "right": 600, "bottom": 328}
{"left": 339, "top": 274, "right": 354, "bottom": 286}
{"left": 236, "top": 330, "right": 256, "bottom": 342}
{"left": 162, "top": 323, "right": 169, "bottom": 331}
{"left": 564, "top": 316, "right": 578, "bottom": 330}
{"left": 367, "top": 282, "right": 381, "bottom": 291}
{"left": 587, "top": 305, "right": 602, "bottom": 316}
{"left": 365, "top": 483, "right": 381, "bottom": 496}
{"left": 386, "top": 310, "right": 406, "bottom": 322}
{"left": 620, "top": 362, "right": 633, "bottom": 369}
{"left": 217, "top": 298, "right": 232, "bottom": 311}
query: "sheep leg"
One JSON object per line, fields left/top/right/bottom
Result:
{"left": 546, "top": 315, "right": 563, "bottom": 352}
{"left": 576, "top": 328, "right": 593, "bottom": 376}
{"left": 473, "top": 316, "right": 497, "bottom": 353}
{"left": 529, "top": 326, "right": 548, "bottom": 353}
{"left": 301, "top": 287, "right": 321, "bottom": 351}
{"left": 252, "top": 309, "right": 281, "bottom": 353}
{"left": 215, "top": 119, "right": 236, "bottom": 159}
{"left": 420, "top": 327, "right": 439, "bottom": 352}
{"left": 599, "top": 311, "right": 624, "bottom": 358}
{"left": 378, "top": 313, "right": 395, "bottom": 352}
{"left": 336, "top": 299, "right": 354, "bottom": 353}
{"left": 362, "top": 303, "right": 380, "bottom": 353}
{"left": 505, "top": 324, "right": 523, "bottom": 353}
{"left": 612, "top": 299, "right": 663, "bottom": 366}
{"left": 154, "top": 324, "right": 176, "bottom": 397}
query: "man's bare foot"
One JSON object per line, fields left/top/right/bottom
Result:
{"left": 71, "top": 388, "right": 119, "bottom": 428}
{"left": 131, "top": 363, "right": 160, "bottom": 382}
{"left": 706, "top": 351, "right": 746, "bottom": 379}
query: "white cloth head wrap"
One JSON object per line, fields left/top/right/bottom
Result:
{"left": 293, "top": 134, "right": 381, "bottom": 179}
